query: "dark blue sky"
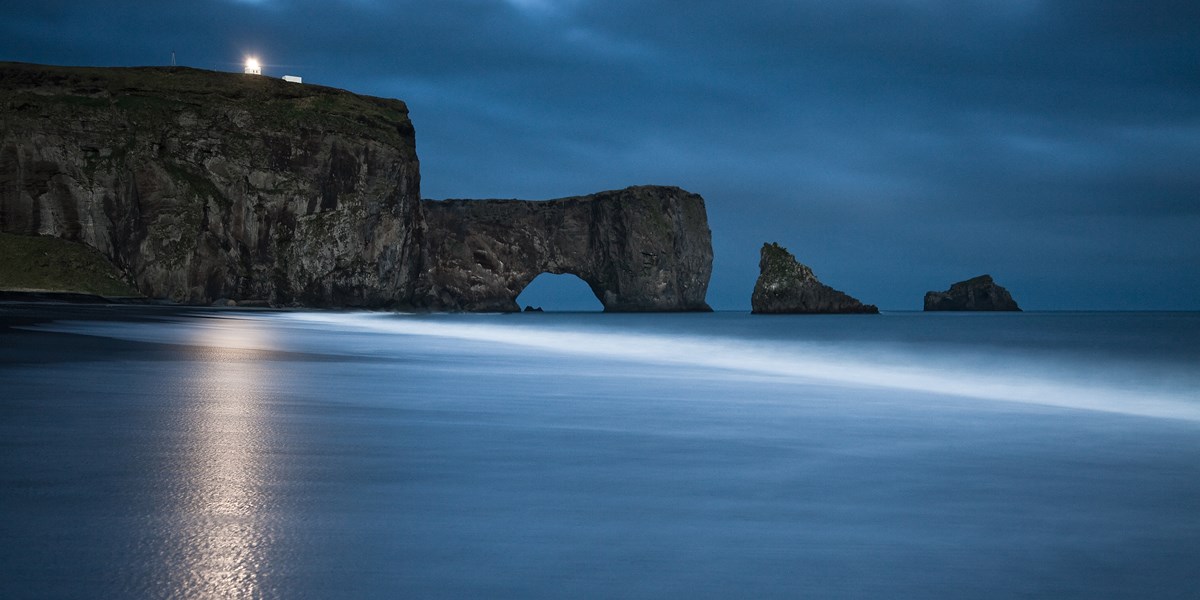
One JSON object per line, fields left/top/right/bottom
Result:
{"left": 4, "top": 0, "right": 1198, "bottom": 310}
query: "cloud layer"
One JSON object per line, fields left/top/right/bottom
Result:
{"left": 3, "top": 0, "right": 1197, "bottom": 308}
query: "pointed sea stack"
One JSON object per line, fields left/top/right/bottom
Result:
{"left": 750, "top": 243, "right": 879, "bottom": 314}
{"left": 924, "top": 275, "right": 1021, "bottom": 311}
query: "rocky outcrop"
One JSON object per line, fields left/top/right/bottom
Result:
{"left": 750, "top": 243, "right": 878, "bottom": 314}
{"left": 924, "top": 275, "right": 1020, "bottom": 311}
{"left": 1, "top": 62, "right": 423, "bottom": 307}
{"left": 419, "top": 186, "right": 713, "bottom": 312}
{"left": 0, "top": 63, "right": 715, "bottom": 311}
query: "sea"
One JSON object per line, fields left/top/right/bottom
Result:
{"left": 1, "top": 306, "right": 1198, "bottom": 599}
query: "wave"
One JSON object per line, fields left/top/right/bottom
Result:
{"left": 26, "top": 310, "right": 1200, "bottom": 422}
{"left": 277, "top": 312, "right": 1200, "bottom": 423}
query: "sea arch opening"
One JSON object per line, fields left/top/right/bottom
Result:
{"left": 515, "top": 272, "right": 604, "bottom": 312}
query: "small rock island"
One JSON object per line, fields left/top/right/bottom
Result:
{"left": 750, "top": 243, "right": 878, "bottom": 314}
{"left": 924, "top": 274, "right": 1021, "bottom": 311}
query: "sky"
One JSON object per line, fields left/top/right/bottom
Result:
{"left": 2, "top": 0, "right": 1198, "bottom": 310}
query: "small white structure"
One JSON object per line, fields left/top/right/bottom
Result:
{"left": 282, "top": 75, "right": 303, "bottom": 84}
{"left": 244, "top": 57, "right": 261, "bottom": 75}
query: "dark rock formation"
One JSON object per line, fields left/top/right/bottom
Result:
{"left": 419, "top": 186, "right": 713, "bottom": 312}
{"left": 0, "top": 63, "right": 716, "bottom": 311}
{"left": 751, "top": 243, "right": 878, "bottom": 314}
{"left": 924, "top": 274, "right": 1021, "bottom": 311}
{"left": 523, "top": 305, "right": 544, "bottom": 312}
{"left": 1, "top": 62, "right": 423, "bottom": 307}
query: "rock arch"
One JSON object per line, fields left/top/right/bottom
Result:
{"left": 418, "top": 186, "right": 713, "bottom": 312}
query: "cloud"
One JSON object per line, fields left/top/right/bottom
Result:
{"left": 1, "top": 0, "right": 1197, "bottom": 308}
{"left": 502, "top": 0, "right": 576, "bottom": 17}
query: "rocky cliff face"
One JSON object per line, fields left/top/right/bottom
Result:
{"left": 924, "top": 274, "right": 1021, "bottom": 311}
{"left": 751, "top": 242, "right": 878, "bottom": 314}
{"left": 420, "top": 186, "right": 712, "bottom": 312}
{"left": 0, "top": 62, "right": 423, "bottom": 306}
{"left": 1, "top": 63, "right": 715, "bottom": 311}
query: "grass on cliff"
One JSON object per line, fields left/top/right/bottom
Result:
{"left": 0, "top": 62, "right": 417, "bottom": 153}
{"left": 0, "top": 232, "right": 139, "bottom": 297}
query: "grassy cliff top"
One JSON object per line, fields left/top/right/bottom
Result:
{"left": 0, "top": 61, "right": 415, "bottom": 151}
{"left": 0, "top": 233, "right": 139, "bottom": 297}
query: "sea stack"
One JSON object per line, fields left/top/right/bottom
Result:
{"left": 924, "top": 275, "right": 1021, "bottom": 311}
{"left": 750, "top": 243, "right": 878, "bottom": 314}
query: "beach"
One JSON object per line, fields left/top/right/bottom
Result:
{"left": 2, "top": 306, "right": 1198, "bottom": 598}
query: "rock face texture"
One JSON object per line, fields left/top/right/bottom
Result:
{"left": 420, "top": 186, "right": 713, "bottom": 312}
{"left": 924, "top": 274, "right": 1021, "bottom": 311}
{"left": 751, "top": 243, "right": 878, "bottom": 314}
{"left": 0, "top": 62, "right": 423, "bottom": 306}
{"left": 0, "top": 63, "right": 715, "bottom": 311}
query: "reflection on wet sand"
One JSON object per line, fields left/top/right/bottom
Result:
{"left": 6, "top": 310, "right": 1199, "bottom": 598}
{"left": 167, "top": 318, "right": 278, "bottom": 598}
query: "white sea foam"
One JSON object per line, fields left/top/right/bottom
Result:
{"left": 277, "top": 312, "right": 1200, "bottom": 422}
{"left": 27, "top": 310, "right": 1200, "bottom": 422}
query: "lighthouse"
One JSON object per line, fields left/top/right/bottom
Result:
{"left": 244, "top": 57, "right": 261, "bottom": 75}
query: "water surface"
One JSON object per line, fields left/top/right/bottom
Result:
{"left": 1, "top": 308, "right": 1198, "bottom": 598}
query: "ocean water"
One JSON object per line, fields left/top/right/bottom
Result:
{"left": 1, "top": 308, "right": 1198, "bottom": 598}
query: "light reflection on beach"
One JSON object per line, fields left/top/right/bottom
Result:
{"left": 166, "top": 318, "right": 278, "bottom": 598}
{"left": 3, "top": 310, "right": 1200, "bottom": 598}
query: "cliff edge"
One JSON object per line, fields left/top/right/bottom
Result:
{"left": 1, "top": 62, "right": 423, "bottom": 306}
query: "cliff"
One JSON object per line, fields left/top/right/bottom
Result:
{"left": 0, "top": 62, "right": 423, "bottom": 306}
{"left": 0, "top": 63, "right": 714, "bottom": 311}
{"left": 924, "top": 274, "right": 1021, "bottom": 311}
{"left": 420, "top": 186, "right": 712, "bottom": 312}
{"left": 750, "top": 243, "right": 878, "bottom": 314}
